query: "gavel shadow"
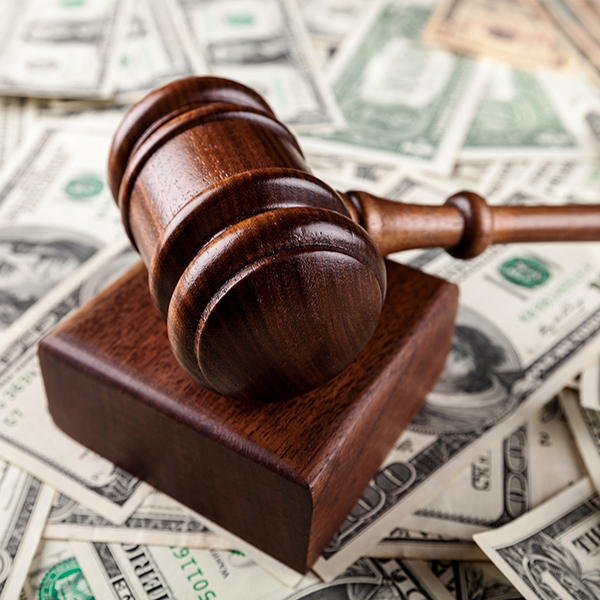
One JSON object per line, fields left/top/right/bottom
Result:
{"left": 39, "top": 258, "right": 457, "bottom": 574}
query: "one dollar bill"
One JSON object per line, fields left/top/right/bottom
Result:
{"left": 403, "top": 398, "right": 585, "bottom": 539}
{"left": 579, "top": 359, "right": 600, "bottom": 411}
{"left": 560, "top": 387, "right": 600, "bottom": 493}
{"left": 44, "top": 489, "right": 232, "bottom": 551}
{"left": 0, "top": 461, "right": 53, "bottom": 600}
{"left": 169, "top": 0, "right": 345, "bottom": 131}
{"left": 0, "top": 0, "right": 134, "bottom": 98}
{"left": 73, "top": 540, "right": 454, "bottom": 600}
{"left": 474, "top": 477, "right": 600, "bottom": 600}
{"left": 307, "top": 0, "right": 491, "bottom": 175}
{"left": 21, "top": 540, "right": 96, "bottom": 600}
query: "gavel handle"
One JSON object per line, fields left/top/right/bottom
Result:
{"left": 342, "top": 190, "right": 600, "bottom": 258}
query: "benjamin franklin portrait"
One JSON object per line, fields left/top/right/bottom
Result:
{"left": 410, "top": 306, "right": 523, "bottom": 435}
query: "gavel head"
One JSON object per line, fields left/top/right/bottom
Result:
{"left": 109, "top": 76, "right": 386, "bottom": 402}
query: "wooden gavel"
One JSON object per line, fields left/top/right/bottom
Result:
{"left": 108, "top": 76, "right": 600, "bottom": 403}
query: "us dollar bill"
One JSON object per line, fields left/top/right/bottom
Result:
{"left": 543, "top": 0, "right": 600, "bottom": 88}
{"left": 522, "top": 159, "right": 600, "bottom": 204}
{"left": 314, "top": 190, "right": 600, "bottom": 580}
{"left": 308, "top": 0, "right": 490, "bottom": 175}
{"left": 520, "top": 69, "right": 600, "bottom": 201}
{"left": 460, "top": 64, "right": 592, "bottom": 161}
{"left": 406, "top": 159, "right": 530, "bottom": 204}
{"left": 298, "top": 0, "right": 368, "bottom": 56}
{"left": 72, "top": 542, "right": 314, "bottom": 598}
{"left": 0, "top": 460, "right": 53, "bottom": 599}
{"left": 452, "top": 161, "right": 529, "bottom": 200}
{"left": 0, "top": 98, "right": 36, "bottom": 170}
{"left": 20, "top": 540, "right": 96, "bottom": 600}
{"left": 72, "top": 540, "right": 454, "bottom": 600}
{"left": 302, "top": 139, "right": 404, "bottom": 192}
{"left": 425, "top": 559, "right": 523, "bottom": 600}
{"left": 0, "top": 125, "right": 122, "bottom": 332}
{"left": 169, "top": 0, "right": 345, "bottom": 131}
{"left": 474, "top": 477, "right": 600, "bottom": 600}
{"left": 35, "top": 98, "right": 132, "bottom": 130}
{"left": 369, "top": 529, "right": 486, "bottom": 562}
{"left": 115, "top": 0, "right": 204, "bottom": 102}
{"left": 0, "top": 240, "right": 151, "bottom": 524}
{"left": 0, "top": 0, "right": 133, "bottom": 99}
{"left": 560, "top": 388, "right": 600, "bottom": 493}
{"left": 452, "top": 561, "right": 523, "bottom": 600}
{"left": 284, "top": 558, "right": 455, "bottom": 600}
{"left": 423, "top": 0, "right": 574, "bottom": 70}
{"left": 580, "top": 360, "right": 600, "bottom": 411}
{"left": 403, "top": 398, "right": 585, "bottom": 539}
{"left": 0, "top": 236, "right": 305, "bottom": 588}
{"left": 44, "top": 490, "right": 232, "bottom": 551}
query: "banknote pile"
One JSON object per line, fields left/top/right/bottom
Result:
{"left": 1, "top": 0, "right": 600, "bottom": 598}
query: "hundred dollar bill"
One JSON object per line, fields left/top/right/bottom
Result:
{"left": 560, "top": 388, "right": 600, "bottom": 492}
{"left": 44, "top": 490, "right": 232, "bottom": 551}
{"left": 0, "top": 240, "right": 151, "bottom": 524}
{"left": 169, "top": 0, "right": 345, "bottom": 131}
{"left": 460, "top": 64, "right": 592, "bottom": 161}
{"left": 115, "top": 0, "right": 204, "bottom": 102}
{"left": 0, "top": 98, "right": 36, "bottom": 170}
{"left": 403, "top": 398, "right": 585, "bottom": 539}
{"left": 423, "top": 0, "right": 574, "bottom": 70}
{"left": 0, "top": 460, "right": 53, "bottom": 600}
{"left": 0, "top": 125, "right": 123, "bottom": 331}
{"left": 474, "top": 477, "right": 600, "bottom": 600}
{"left": 0, "top": 0, "right": 133, "bottom": 99}
{"left": 307, "top": 0, "right": 490, "bottom": 175}
{"left": 369, "top": 529, "right": 486, "bottom": 562}
{"left": 314, "top": 191, "right": 600, "bottom": 580}
{"left": 20, "top": 540, "right": 96, "bottom": 600}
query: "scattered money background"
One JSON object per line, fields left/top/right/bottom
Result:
{"left": 1, "top": 0, "right": 600, "bottom": 598}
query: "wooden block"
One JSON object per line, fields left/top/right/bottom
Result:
{"left": 38, "top": 259, "right": 458, "bottom": 573}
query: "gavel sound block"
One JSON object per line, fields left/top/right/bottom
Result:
{"left": 38, "top": 77, "right": 600, "bottom": 573}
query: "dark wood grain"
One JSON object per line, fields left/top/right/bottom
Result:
{"left": 347, "top": 189, "right": 600, "bottom": 258}
{"left": 108, "top": 75, "right": 600, "bottom": 402}
{"left": 38, "top": 259, "right": 458, "bottom": 573}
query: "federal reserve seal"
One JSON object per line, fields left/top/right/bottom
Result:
{"left": 64, "top": 175, "right": 104, "bottom": 199}
{"left": 38, "top": 558, "right": 94, "bottom": 600}
{"left": 499, "top": 256, "right": 550, "bottom": 288}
